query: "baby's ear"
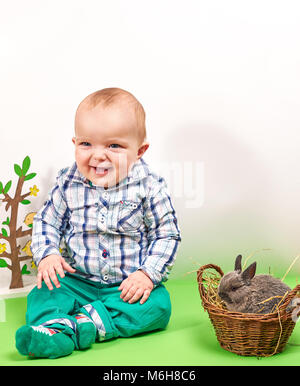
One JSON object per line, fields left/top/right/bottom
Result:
{"left": 137, "top": 142, "right": 149, "bottom": 159}
{"left": 242, "top": 262, "right": 256, "bottom": 285}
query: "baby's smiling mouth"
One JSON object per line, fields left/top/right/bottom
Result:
{"left": 90, "top": 165, "right": 113, "bottom": 176}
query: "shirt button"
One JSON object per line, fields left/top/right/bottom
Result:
{"left": 102, "top": 249, "right": 109, "bottom": 258}
{"left": 103, "top": 192, "right": 109, "bottom": 200}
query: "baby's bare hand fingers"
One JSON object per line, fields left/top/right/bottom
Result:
{"left": 118, "top": 277, "right": 131, "bottom": 292}
{"left": 128, "top": 288, "right": 144, "bottom": 304}
{"left": 61, "top": 259, "right": 76, "bottom": 274}
{"left": 120, "top": 281, "right": 131, "bottom": 298}
{"left": 49, "top": 267, "right": 60, "bottom": 288}
{"left": 42, "top": 271, "right": 53, "bottom": 291}
{"left": 140, "top": 289, "right": 151, "bottom": 305}
{"left": 54, "top": 263, "right": 65, "bottom": 280}
{"left": 37, "top": 271, "right": 43, "bottom": 289}
{"left": 122, "top": 286, "right": 137, "bottom": 302}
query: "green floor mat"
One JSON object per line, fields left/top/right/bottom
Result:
{"left": 1, "top": 277, "right": 300, "bottom": 366}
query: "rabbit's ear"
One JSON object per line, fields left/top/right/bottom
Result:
{"left": 234, "top": 254, "right": 242, "bottom": 272}
{"left": 242, "top": 262, "right": 256, "bottom": 285}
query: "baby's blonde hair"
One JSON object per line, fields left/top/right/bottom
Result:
{"left": 76, "top": 87, "right": 146, "bottom": 142}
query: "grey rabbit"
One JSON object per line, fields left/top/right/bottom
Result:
{"left": 217, "top": 255, "right": 291, "bottom": 314}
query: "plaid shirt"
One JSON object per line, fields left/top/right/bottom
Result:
{"left": 31, "top": 158, "right": 181, "bottom": 285}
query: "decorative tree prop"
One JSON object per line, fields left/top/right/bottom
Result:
{"left": 0, "top": 156, "right": 38, "bottom": 289}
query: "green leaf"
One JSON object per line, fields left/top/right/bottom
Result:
{"left": 21, "top": 264, "right": 31, "bottom": 275}
{"left": 3, "top": 181, "right": 12, "bottom": 194}
{"left": 20, "top": 199, "right": 31, "bottom": 205}
{"left": 14, "top": 164, "right": 23, "bottom": 177}
{"left": 1, "top": 228, "right": 8, "bottom": 237}
{"left": 0, "top": 259, "right": 8, "bottom": 268}
{"left": 22, "top": 156, "right": 31, "bottom": 176}
{"left": 24, "top": 173, "right": 36, "bottom": 181}
{"left": 2, "top": 217, "right": 10, "bottom": 226}
{"left": 0, "top": 182, "right": 3, "bottom": 194}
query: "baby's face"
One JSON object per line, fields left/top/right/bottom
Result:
{"left": 73, "top": 102, "right": 148, "bottom": 188}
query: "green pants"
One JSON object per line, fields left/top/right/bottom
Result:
{"left": 25, "top": 274, "right": 171, "bottom": 347}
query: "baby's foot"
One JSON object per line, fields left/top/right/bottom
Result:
{"left": 74, "top": 312, "right": 97, "bottom": 349}
{"left": 15, "top": 325, "right": 75, "bottom": 359}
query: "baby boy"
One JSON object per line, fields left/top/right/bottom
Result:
{"left": 15, "top": 87, "right": 181, "bottom": 358}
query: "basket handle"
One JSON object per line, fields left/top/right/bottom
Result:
{"left": 281, "top": 284, "right": 300, "bottom": 311}
{"left": 197, "top": 264, "right": 224, "bottom": 302}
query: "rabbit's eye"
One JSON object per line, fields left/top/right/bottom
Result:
{"left": 231, "top": 286, "right": 239, "bottom": 291}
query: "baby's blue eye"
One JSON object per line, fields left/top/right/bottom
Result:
{"left": 80, "top": 142, "right": 91, "bottom": 147}
{"left": 109, "top": 144, "right": 121, "bottom": 149}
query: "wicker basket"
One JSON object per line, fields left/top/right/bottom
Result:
{"left": 197, "top": 263, "right": 300, "bottom": 356}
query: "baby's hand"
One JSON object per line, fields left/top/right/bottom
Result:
{"left": 37, "top": 254, "right": 76, "bottom": 290}
{"left": 118, "top": 270, "right": 154, "bottom": 305}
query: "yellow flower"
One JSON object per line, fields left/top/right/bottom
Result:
{"left": 31, "top": 260, "right": 37, "bottom": 269}
{"left": 0, "top": 243, "right": 7, "bottom": 254}
{"left": 30, "top": 185, "right": 39, "bottom": 197}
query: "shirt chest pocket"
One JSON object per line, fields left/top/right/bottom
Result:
{"left": 111, "top": 200, "right": 144, "bottom": 233}
{"left": 69, "top": 203, "right": 98, "bottom": 233}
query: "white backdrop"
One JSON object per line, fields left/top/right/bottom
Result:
{"left": 1, "top": 0, "right": 300, "bottom": 293}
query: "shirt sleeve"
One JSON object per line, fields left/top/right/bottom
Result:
{"left": 31, "top": 182, "right": 70, "bottom": 266}
{"left": 139, "top": 178, "right": 181, "bottom": 285}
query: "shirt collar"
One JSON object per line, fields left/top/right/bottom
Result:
{"left": 126, "top": 157, "right": 149, "bottom": 183}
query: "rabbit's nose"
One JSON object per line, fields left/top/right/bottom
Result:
{"left": 218, "top": 292, "right": 231, "bottom": 303}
